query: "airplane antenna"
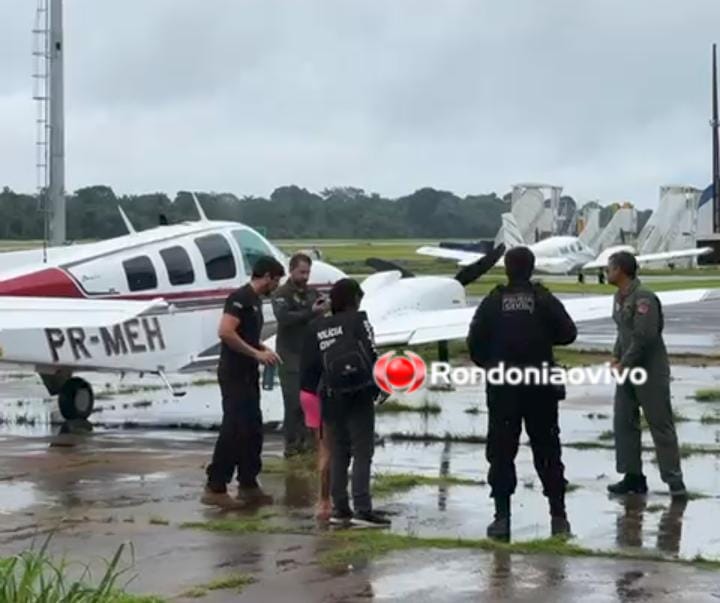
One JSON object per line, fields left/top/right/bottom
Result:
{"left": 192, "top": 193, "right": 209, "bottom": 222}
{"left": 117, "top": 206, "right": 136, "bottom": 234}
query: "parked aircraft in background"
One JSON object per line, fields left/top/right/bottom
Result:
{"left": 417, "top": 213, "right": 712, "bottom": 278}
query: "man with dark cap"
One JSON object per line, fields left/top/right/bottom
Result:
{"left": 467, "top": 246, "right": 577, "bottom": 540}
{"left": 606, "top": 251, "right": 686, "bottom": 499}
{"left": 300, "top": 278, "right": 390, "bottom": 528}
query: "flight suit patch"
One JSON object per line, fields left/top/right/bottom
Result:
{"left": 637, "top": 300, "right": 650, "bottom": 315}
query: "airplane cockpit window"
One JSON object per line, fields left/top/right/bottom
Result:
{"left": 231, "top": 229, "right": 277, "bottom": 273}
{"left": 160, "top": 246, "right": 195, "bottom": 286}
{"left": 195, "top": 234, "right": 237, "bottom": 281}
{"left": 123, "top": 255, "right": 157, "bottom": 292}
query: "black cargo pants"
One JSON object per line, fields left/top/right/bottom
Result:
{"left": 206, "top": 371, "right": 263, "bottom": 492}
{"left": 485, "top": 384, "right": 566, "bottom": 499}
{"left": 326, "top": 392, "right": 375, "bottom": 514}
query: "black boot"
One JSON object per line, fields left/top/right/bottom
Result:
{"left": 549, "top": 493, "right": 571, "bottom": 537}
{"left": 486, "top": 496, "right": 511, "bottom": 541}
{"left": 607, "top": 474, "right": 648, "bottom": 495}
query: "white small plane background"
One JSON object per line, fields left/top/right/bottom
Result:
{"left": 0, "top": 199, "right": 718, "bottom": 423}
{"left": 416, "top": 212, "right": 713, "bottom": 276}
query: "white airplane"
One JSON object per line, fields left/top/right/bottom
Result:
{"left": 0, "top": 199, "right": 718, "bottom": 424}
{"left": 416, "top": 213, "right": 713, "bottom": 276}
{"left": 0, "top": 196, "right": 345, "bottom": 420}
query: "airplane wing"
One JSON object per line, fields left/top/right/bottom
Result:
{"left": 416, "top": 245, "right": 571, "bottom": 274}
{"left": 0, "top": 296, "right": 167, "bottom": 331}
{"left": 369, "top": 288, "right": 720, "bottom": 347}
{"left": 0, "top": 296, "right": 223, "bottom": 374}
{"left": 416, "top": 245, "right": 484, "bottom": 266}
{"left": 582, "top": 247, "right": 713, "bottom": 270}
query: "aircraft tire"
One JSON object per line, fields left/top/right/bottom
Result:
{"left": 58, "top": 377, "right": 95, "bottom": 420}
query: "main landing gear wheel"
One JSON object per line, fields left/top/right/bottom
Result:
{"left": 58, "top": 377, "right": 95, "bottom": 420}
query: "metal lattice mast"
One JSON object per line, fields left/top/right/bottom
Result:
{"left": 32, "top": 0, "right": 50, "bottom": 258}
{"left": 48, "top": 0, "right": 66, "bottom": 246}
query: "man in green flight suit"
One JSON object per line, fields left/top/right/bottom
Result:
{"left": 272, "top": 252, "right": 330, "bottom": 458}
{"left": 606, "top": 251, "right": 687, "bottom": 499}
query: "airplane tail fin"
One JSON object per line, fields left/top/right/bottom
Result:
{"left": 497, "top": 212, "right": 526, "bottom": 249}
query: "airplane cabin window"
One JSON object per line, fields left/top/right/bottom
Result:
{"left": 231, "top": 229, "right": 276, "bottom": 273}
{"left": 123, "top": 255, "right": 158, "bottom": 292}
{"left": 195, "top": 234, "right": 237, "bottom": 281}
{"left": 160, "top": 246, "right": 195, "bottom": 285}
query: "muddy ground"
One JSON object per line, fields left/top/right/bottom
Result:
{"left": 2, "top": 357, "right": 720, "bottom": 600}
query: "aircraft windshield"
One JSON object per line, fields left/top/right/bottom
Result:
{"left": 232, "top": 229, "right": 278, "bottom": 273}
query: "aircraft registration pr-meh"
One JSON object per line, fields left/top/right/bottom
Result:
{"left": 45, "top": 317, "right": 166, "bottom": 362}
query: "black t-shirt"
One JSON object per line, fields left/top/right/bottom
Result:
{"left": 218, "top": 284, "right": 264, "bottom": 379}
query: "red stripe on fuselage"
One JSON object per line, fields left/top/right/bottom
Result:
{"left": 0, "top": 267, "right": 333, "bottom": 303}
{"left": 0, "top": 268, "right": 84, "bottom": 297}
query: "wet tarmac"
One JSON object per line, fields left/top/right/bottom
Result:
{"left": 572, "top": 298, "right": 720, "bottom": 354}
{"left": 2, "top": 361, "right": 720, "bottom": 599}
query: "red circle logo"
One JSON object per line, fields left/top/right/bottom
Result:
{"left": 374, "top": 351, "right": 426, "bottom": 394}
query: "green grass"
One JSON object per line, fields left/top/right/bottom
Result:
{"left": 598, "top": 430, "right": 614, "bottom": 441}
{"left": 694, "top": 388, "right": 720, "bottom": 402}
{"left": 555, "top": 349, "right": 720, "bottom": 368}
{"left": 376, "top": 400, "right": 442, "bottom": 415}
{"left": 180, "top": 513, "right": 281, "bottom": 536}
{"left": 0, "top": 538, "right": 161, "bottom": 603}
{"left": 372, "top": 472, "right": 485, "bottom": 496}
{"left": 182, "top": 573, "right": 255, "bottom": 598}
{"left": 148, "top": 517, "right": 170, "bottom": 526}
{"left": 640, "top": 410, "right": 689, "bottom": 429}
{"left": 700, "top": 413, "right": 720, "bottom": 424}
{"left": 262, "top": 453, "right": 317, "bottom": 477}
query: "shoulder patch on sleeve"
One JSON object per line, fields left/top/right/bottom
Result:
{"left": 636, "top": 299, "right": 651, "bottom": 315}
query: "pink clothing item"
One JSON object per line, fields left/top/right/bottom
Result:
{"left": 300, "top": 389, "right": 321, "bottom": 429}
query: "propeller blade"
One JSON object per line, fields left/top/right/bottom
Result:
{"left": 365, "top": 258, "right": 414, "bottom": 278}
{"left": 453, "top": 243, "right": 506, "bottom": 286}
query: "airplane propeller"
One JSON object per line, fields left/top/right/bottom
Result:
{"left": 453, "top": 243, "right": 506, "bottom": 286}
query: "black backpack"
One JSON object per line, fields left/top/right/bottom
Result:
{"left": 320, "top": 318, "right": 374, "bottom": 396}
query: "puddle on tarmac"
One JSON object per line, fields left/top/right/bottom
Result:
{"left": 0, "top": 482, "right": 43, "bottom": 514}
{"left": 1, "top": 363, "right": 720, "bottom": 562}
{"left": 373, "top": 440, "right": 720, "bottom": 562}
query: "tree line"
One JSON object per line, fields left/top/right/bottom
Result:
{"left": 0, "top": 185, "right": 649, "bottom": 241}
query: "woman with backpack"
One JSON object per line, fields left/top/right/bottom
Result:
{"left": 300, "top": 278, "right": 390, "bottom": 528}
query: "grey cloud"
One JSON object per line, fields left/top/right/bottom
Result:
{"left": 1, "top": 0, "right": 719, "bottom": 208}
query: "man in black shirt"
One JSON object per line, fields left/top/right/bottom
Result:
{"left": 202, "top": 255, "right": 285, "bottom": 508}
{"left": 467, "top": 247, "right": 577, "bottom": 540}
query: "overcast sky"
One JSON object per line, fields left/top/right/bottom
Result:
{"left": 1, "top": 1, "right": 718, "bottom": 209}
